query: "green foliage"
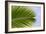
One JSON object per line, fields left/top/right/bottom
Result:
{"left": 11, "top": 6, "right": 36, "bottom": 28}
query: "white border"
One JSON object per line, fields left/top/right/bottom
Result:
{"left": 8, "top": 2, "right": 43, "bottom": 32}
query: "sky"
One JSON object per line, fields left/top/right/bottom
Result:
{"left": 31, "top": 6, "right": 41, "bottom": 27}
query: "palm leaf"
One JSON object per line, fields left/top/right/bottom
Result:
{"left": 11, "top": 6, "right": 36, "bottom": 28}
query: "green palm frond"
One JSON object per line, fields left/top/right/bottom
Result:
{"left": 11, "top": 6, "right": 36, "bottom": 28}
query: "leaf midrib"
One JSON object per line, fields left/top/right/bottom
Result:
{"left": 12, "top": 17, "right": 35, "bottom": 21}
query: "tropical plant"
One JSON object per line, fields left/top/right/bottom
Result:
{"left": 11, "top": 6, "right": 36, "bottom": 28}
